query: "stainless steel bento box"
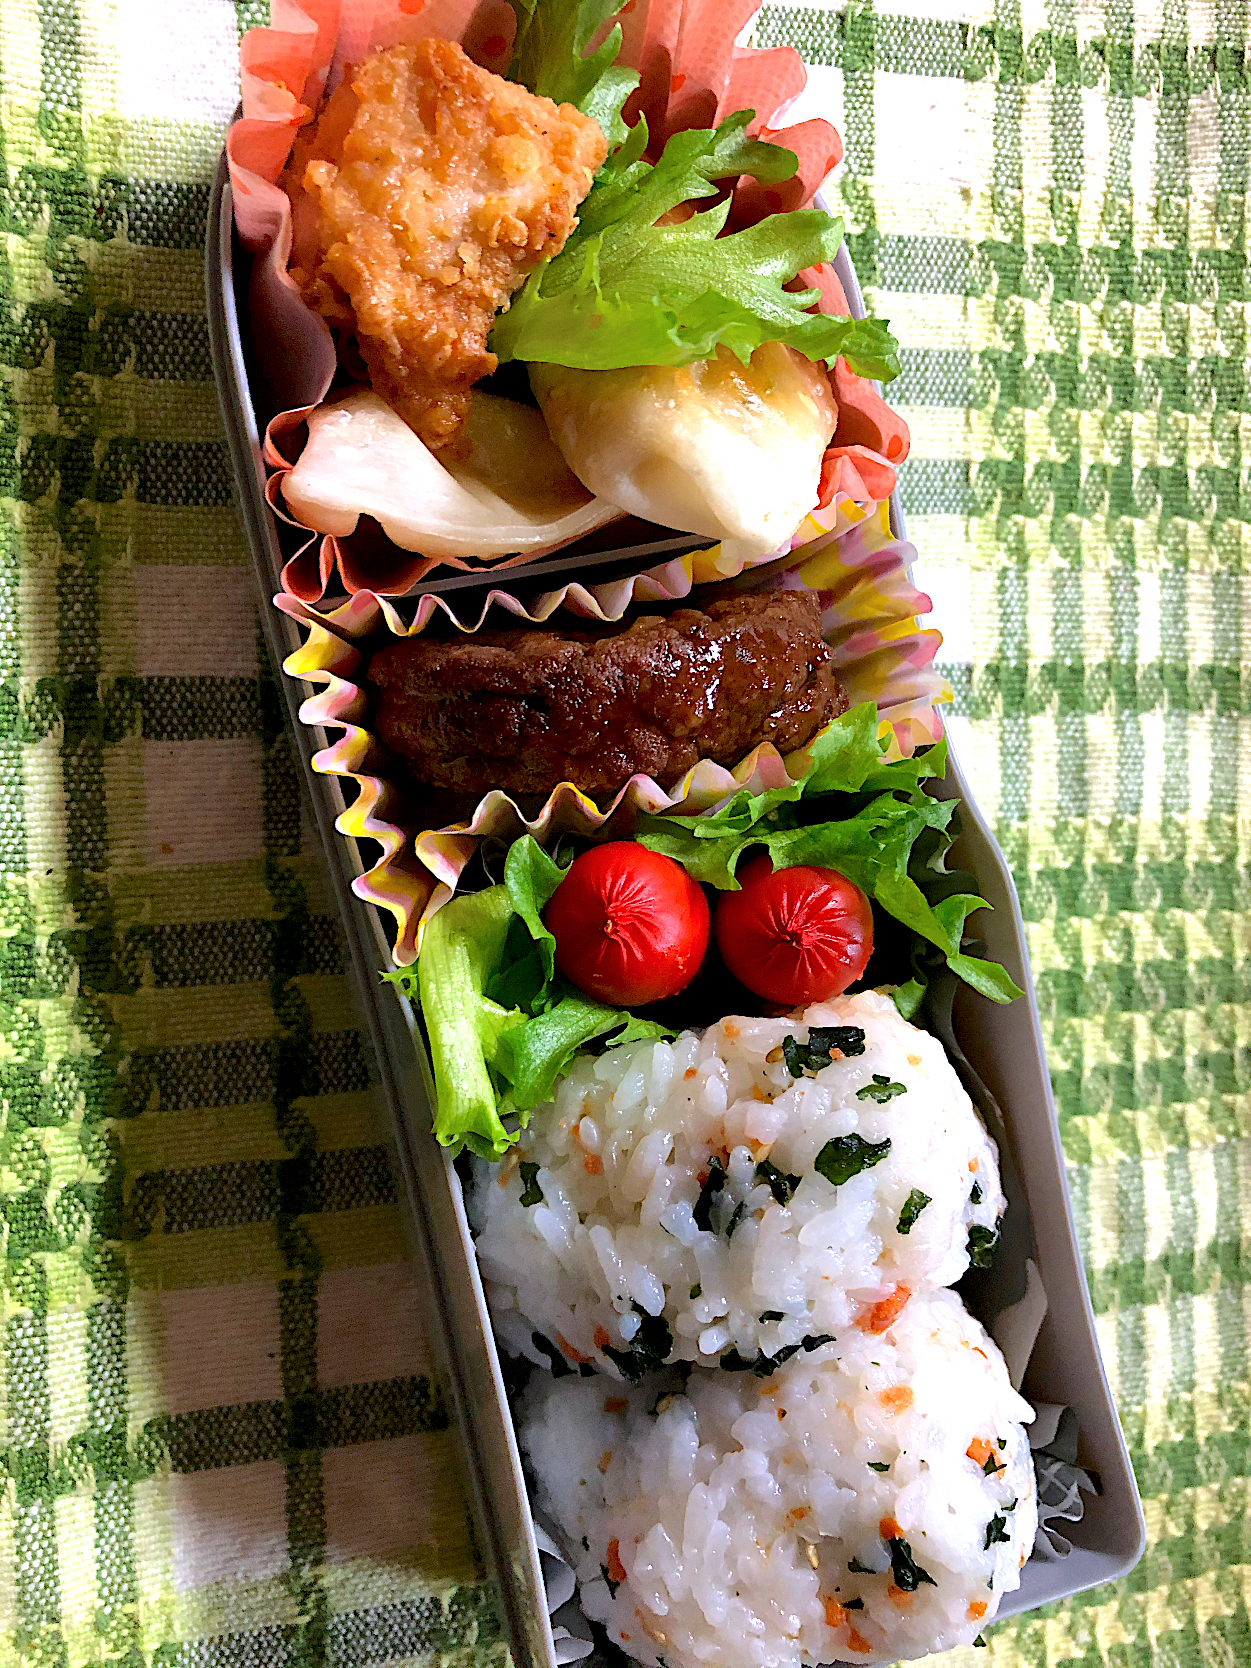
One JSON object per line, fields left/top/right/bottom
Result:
{"left": 206, "top": 153, "right": 1145, "bottom": 1668}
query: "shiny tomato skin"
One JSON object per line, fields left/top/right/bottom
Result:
{"left": 544, "top": 843, "right": 711, "bottom": 1007}
{"left": 714, "top": 855, "right": 874, "bottom": 1006}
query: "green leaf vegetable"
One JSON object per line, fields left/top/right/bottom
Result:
{"left": 383, "top": 846, "right": 669, "bottom": 1157}
{"left": 887, "top": 1536, "right": 938, "bottom": 1591}
{"left": 781, "top": 1025, "right": 866, "bottom": 1076}
{"left": 638, "top": 703, "right": 1024, "bottom": 1016}
{"left": 505, "top": 0, "right": 638, "bottom": 146}
{"left": 494, "top": 0, "right": 900, "bottom": 376}
{"left": 968, "top": 1223, "right": 1001, "bottom": 1268}
{"left": 814, "top": 1132, "right": 892, "bottom": 1187}
{"left": 857, "top": 1073, "right": 907, "bottom": 1104}
{"left": 896, "top": 1188, "right": 932, "bottom": 1235}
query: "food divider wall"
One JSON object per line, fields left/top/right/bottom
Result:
{"left": 207, "top": 153, "right": 1145, "bottom": 1668}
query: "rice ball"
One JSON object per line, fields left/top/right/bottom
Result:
{"left": 472, "top": 991, "right": 1002, "bottom": 1377}
{"left": 520, "top": 1288, "right": 1037, "bottom": 1668}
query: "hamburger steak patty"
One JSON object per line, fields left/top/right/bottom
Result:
{"left": 367, "top": 589, "right": 846, "bottom": 801}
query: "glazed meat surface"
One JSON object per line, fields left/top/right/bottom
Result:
{"left": 284, "top": 38, "right": 607, "bottom": 454}
{"left": 368, "top": 590, "right": 846, "bottom": 801}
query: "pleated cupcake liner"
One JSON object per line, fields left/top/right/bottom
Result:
{"left": 279, "top": 500, "right": 949, "bottom": 964}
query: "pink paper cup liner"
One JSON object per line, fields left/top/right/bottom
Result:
{"left": 279, "top": 500, "right": 950, "bottom": 964}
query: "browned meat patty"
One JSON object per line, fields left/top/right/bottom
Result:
{"left": 367, "top": 590, "right": 846, "bottom": 803}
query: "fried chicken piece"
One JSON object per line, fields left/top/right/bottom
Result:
{"left": 285, "top": 38, "right": 607, "bottom": 454}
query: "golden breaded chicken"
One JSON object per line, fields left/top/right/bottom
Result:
{"left": 285, "top": 39, "right": 607, "bottom": 454}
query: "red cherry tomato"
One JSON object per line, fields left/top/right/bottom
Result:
{"left": 714, "top": 854, "right": 874, "bottom": 1006}
{"left": 544, "top": 843, "right": 711, "bottom": 1006}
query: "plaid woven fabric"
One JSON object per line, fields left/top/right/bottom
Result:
{"left": 0, "top": 0, "right": 1246, "bottom": 1663}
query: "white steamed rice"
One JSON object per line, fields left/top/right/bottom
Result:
{"left": 471, "top": 991, "right": 1003, "bottom": 1376}
{"left": 520, "top": 1287, "right": 1037, "bottom": 1668}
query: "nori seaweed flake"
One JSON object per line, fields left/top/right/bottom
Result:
{"left": 968, "top": 1224, "right": 1000, "bottom": 1268}
{"left": 693, "top": 1155, "right": 726, "bottom": 1232}
{"left": 856, "top": 1073, "right": 907, "bottom": 1103}
{"left": 755, "top": 1156, "right": 801, "bottom": 1204}
{"left": 518, "top": 1161, "right": 544, "bottom": 1207}
{"left": 896, "top": 1188, "right": 932, "bottom": 1234}
{"left": 602, "top": 1311, "right": 674, "bottom": 1383}
{"left": 782, "top": 1026, "right": 866, "bottom": 1077}
{"left": 887, "top": 1537, "right": 937, "bottom": 1591}
{"left": 814, "top": 1133, "right": 892, "bottom": 1187}
{"left": 719, "top": 1333, "right": 835, "bottom": 1377}
{"left": 601, "top": 1565, "right": 620, "bottom": 1598}
{"left": 984, "top": 1514, "right": 1010, "bottom": 1548}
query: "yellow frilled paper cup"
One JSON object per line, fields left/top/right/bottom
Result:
{"left": 279, "top": 502, "right": 950, "bottom": 964}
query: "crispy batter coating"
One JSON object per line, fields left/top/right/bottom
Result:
{"left": 285, "top": 39, "right": 607, "bottom": 453}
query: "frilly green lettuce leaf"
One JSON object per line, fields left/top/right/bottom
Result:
{"left": 390, "top": 846, "right": 672, "bottom": 1155}
{"left": 505, "top": 0, "right": 638, "bottom": 143}
{"left": 389, "top": 885, "right": 526, "bottom": 1160}
{"left": 637, "top": 703, "right": 1023, "bottom": 1012}
{"left": 493, "top": 191, "right": 900, "bottom": 374}
{"left": 490, "top": 102, "right": 901, "bottom": 377}
{"left": 492, "top": 995, "right": 670, "bottom": 1110}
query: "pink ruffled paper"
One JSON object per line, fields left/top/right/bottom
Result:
{"left": 279, "top": 501, "right": 949, "bottom": 964}
{"left": 227, "top": 0, "right": 913, "bottom": 602}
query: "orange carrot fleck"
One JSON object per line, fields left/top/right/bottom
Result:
{"left": 887, "top": 1585, "right": 913, "bottom": 1608}
{"left": 724, "top": 1023, "right": 740, "bottom": 1040}
{"left": 556, "top": 1333, "right": 594, "bottom": 1365}
{"left": 967, "top": 1437, "right": 994, "bottom": 1468}
{"left": 823, "top": 1598, "right": 848, "bottom": 1629}
{"left": 606, "top": 1538, "right": 627, "bottom": 1584}
{"left": 584, "top": 1154, "right": 604, "bottom": 1176}
{"left": 594, "top": 1327, "right": 611, "bottom": 1350}
{"left": 789, "top": 1506, "right": 810, "bottom": 1521}
{"left": 604, "top": 1396, "right": 627, "bottom": 1413}
{"left": 968, "top": 1600, "right": 988, "bottom": 1621}
{"left": 859, "top": 1286, "right": 912, "bottom": 1334}
{"left": 969, "top": 1157, "right": 980, "bottom": 1172}
{"left": 684, "top": 1068, "right": 698, "bottom": 1080}
{"left": 879, "top": 1516, "right": 902, "bottom": 1542}
{"left": 878, "top": 1386, "right": 914, "bottom": 1413}
{"left": 847, "top": 1626, "right": 873, "bottom": 1654}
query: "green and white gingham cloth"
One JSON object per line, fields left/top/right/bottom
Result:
{"left": 0, "top": 0, "right": 1247, "bottom": 1662}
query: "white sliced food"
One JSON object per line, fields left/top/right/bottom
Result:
{"left": 530, "top": 342, "right": 838, "bottom": 563}
{"left": 281, "top": 388, "right": 622, "bottom": 559}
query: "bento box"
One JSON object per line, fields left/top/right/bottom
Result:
{"left": 205, "top": 7, "right": 1144, "bottom": 1659}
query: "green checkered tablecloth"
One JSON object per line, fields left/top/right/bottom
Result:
{"left": 1, "top": 0, "right": 1247, "bottom": 1662}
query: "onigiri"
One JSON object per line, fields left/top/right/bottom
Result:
{"left": 472, "top": 991, "right": 1003, "bottom": 1377}
{"left": 520, "top": 1287, "right": 1037, "bottom": 1668}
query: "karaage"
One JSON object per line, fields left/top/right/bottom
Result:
{"left": 285, "top": 38, "right": 607, "bottom": 454}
